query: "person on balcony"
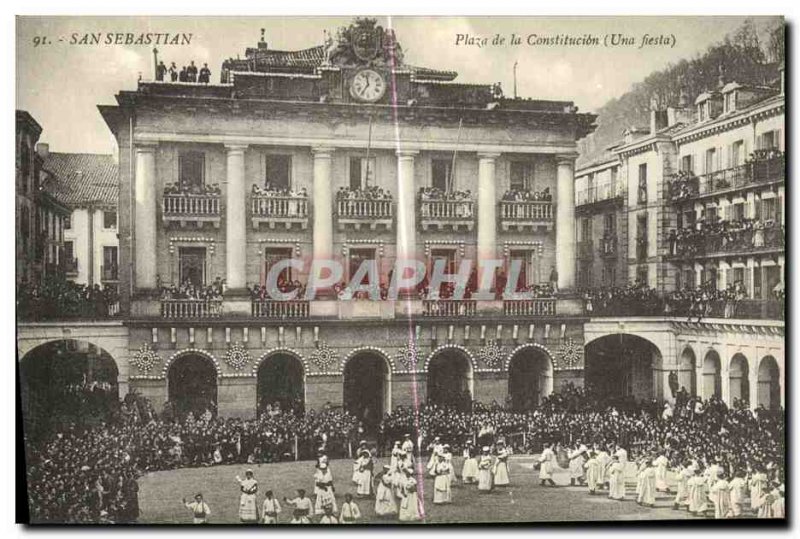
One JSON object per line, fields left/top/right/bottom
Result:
{"left": 198, "top": 63, "right": 211, "bottom": 84}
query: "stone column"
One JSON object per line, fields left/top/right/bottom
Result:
{"left": 477, "top": 153, "right": 499, "bottom": 263}
{"left": 396, "top": 150, "right": 418, "bottom": 264}
{"left": 312, "top": 147, "right": 334, "bottom": 263}
{"left": 555, "top": 154, "right": 577, "bottom": 291}
{"left": 134, "top": 144, "right": 158, "bottom": 290}
{"left": 225, "top": 144, "right": 248, "bottom": 291}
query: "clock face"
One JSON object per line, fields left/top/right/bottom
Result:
{"left": 350, "top": 69, "right": 386, "bottom": 103}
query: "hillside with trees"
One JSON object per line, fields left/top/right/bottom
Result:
{"left": 577, "top": 19, "right": 784, "bottom": 168}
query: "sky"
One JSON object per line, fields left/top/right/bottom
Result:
{"left": 16, "top": 15, "right": 781, "bottom": 155}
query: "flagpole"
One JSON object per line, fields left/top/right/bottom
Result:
{"left": 449, "top": 118, "right": 463, "bottom": 193}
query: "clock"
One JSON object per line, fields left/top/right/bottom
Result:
{"left": 350, "top": 69, "right": 386, "bottom": 103}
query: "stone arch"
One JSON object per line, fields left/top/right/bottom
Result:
{"left": 678, "top": 345, "right": 697, "bottom": 396}
{"left": 162, "top": 348, "right": 221, "bottom": 378}
{"left": 728, "top": 353, "right": 750, "bottom": 406}
{"left": 253, "top": 348, "right": 307, "bottom": 415}
{"left": 19, "top": 339, "right": 121, "bottom": 437}
{"left": 584, "top": 333, "right": 663, "bottom": 402}
{"left": 342, "top": 347, "right": 394, "bottom": 429}
{"left": 701, "top": 349, "right": 722, "bottom": 400}
{"left": 425, "top": 344, "right": 475, "bottom": 408}
{"left": 506, "top": 343, "right": 554, "bottom": 410}
{"left": 757, "top": 355, "right": 781, "bottom": 411}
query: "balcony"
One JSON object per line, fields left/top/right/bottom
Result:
{"left": 63, "top": 257, "right": 79, "bottom": 276}
{"left": 668, "top": 224, "right": 785, "bottom": 261}
{"left": 576, "top": 183, "right": 626, "bottom": 209}
{"left": 667, "top": 153, "right": 785, "bottom": 204}
{"left": 503, "top": 299, "right": 556, "bottom": 317}
{"left": 599, "top": 235, "right": 618, "bottom": 258}
{"left": 499, "top": 201, "right": 554, "bottom": 232}
{"left": 250, "top": 195, "right": 308, "bottom": 230}
{"left": 422, "top": 299, "right": 476, "bottom": 317}
{"left": 101, "top": 265, "right": 119, "bottom": 282}
{"left": 162, "top": 193, "right": 221, "bottom": 228}
{"left": 336, "top": 198, "right": 393, "bottom": 231}
{"left": 252, "top": 300, "right": 310, "bottom": 319}
{"left": 161, "top": 299, "right": 223, "bottom": 319}
{"left": 577, "top": 241, "right": 594, "bottom": 260}
{"left": 419, "top": 200, "right": 475, "bottom": 232}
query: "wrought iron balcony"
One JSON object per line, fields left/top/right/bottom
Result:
{"left": 421, "top": 299, "right": 476, "bottom": 317}
{"left": 252, "top": 300, "right": 310, "bottom": 319}
{"left": 668, "top": 225, "right": 785, "bottom": 260}
{"left": 162, "top": 192, "right": 221, "bottom": 228}
{"left": 576, "top": 183, "right": 626, "bottom": 207}
{"left": 160, "top": 299, "right": 223, "bottom": 319}
{"left": 499, "top": 201, "right": 553, "bottom": 232}
{"left": 250, "top": 195, "right": 309, "bottom": 230}
{"left": 419, "top": 200, "right": 475, "bottom": 231}
{"left": 336, "top": 198, "right": 393, "bottom": 231}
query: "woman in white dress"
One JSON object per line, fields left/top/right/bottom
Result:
{"left": 433, "top": 454, "right": 452, "bottom": 504}
{"left": 235, "top": 469, "right": 259, "bottom": 523}
{"left": 374, "top": 465, "right": 398, "bottom": 518}
{"left": 461, "top": 444, "right": 479, "bottom": 484}
{"left": 355, "top": 449, "right": 374, "bottom": 498}
{"left": 313, "top": 462, "right": 337, "bottom": 515}
{"left": 584, "top": 452, "right": 601, "bottom": 495}
{"left": 477, "top": 447, "right": 494, "bottom": 493}
{"left": 568, "top": 443, "right": 587, "bottom": 486}
{"left": 493, "top": 441, "right": 511, "bottom": 487}
{"left": 398, "top": 468, "right": 422, "bottom": 522}
{"left": 728, "top": 469, "right": 747, "bottom": 517}
{"left": 261, "top": 490, "right": 281, "bottom": 524}
{"left": 538, "top": 442, "right": 557, "bottom": 487}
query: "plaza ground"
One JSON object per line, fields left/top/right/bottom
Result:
{"left": 138, "top": 456, "right": 703, "bottom": 524}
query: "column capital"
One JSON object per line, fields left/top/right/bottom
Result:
{"left": 555, "top": 153, "right": 579, "bottom": 166}
{"left": 224, "top": 143, "right": 249, "bottom": 153}
{"left": 477, "top": 152, "right": 501, "bottom": 161}
{"left": 396, "top": 149, "right": 419, "bottom": 158}
{"left": 312, "top": 146, "right": 335, "bottom": 157}
{"left": 135, "top": 142, "right": 159, "bottom": 153}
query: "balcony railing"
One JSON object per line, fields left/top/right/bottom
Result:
{"left": 163, "top": 193, "right": 221, "bottom": 227}
{"left": 101, "top": 265, "right": 119, "bottom": 282}
{"left": 419, "top": 200, "right": 475, "bottom": 231}
{"left": 668, "top": 225, "right": 785, "bottom": 259}
{"left": 503, "top": 299, "right": 556, "bottom": 317}
{"left": 667, "top": 154, "right": 785, "bottom": 203}
{"left": 161, "top": 299, "right": 223, "bottom": 318}
{"left": 576, "top": 183, "right": 626, "bottom": 206}
{"left": 499, "top": 201, "right": 553, "bottom": 231}
{"left": 250, "top": 195, "right": 309, "bottom": 229}
{"left": 577, "top": 241, "right": 594, "bottom": 260}
{"left": 336, "top": 198, "right": 393, "bottom": 230}
{"left": 252, "top": 300, "right": 310, "bottom": 319}
{"left": 422, "top": 299, "right": 476, "bottom": 317}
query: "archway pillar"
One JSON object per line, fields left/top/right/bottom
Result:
{"left": 720, "top": 346, "right": 732, "bottom": 405}
{"left": 748, "top": 363, "right": 759, "bottom": 412}
{"left": 218, "top": 377, "right": 257, "bottom": 419}
{"left": 130, "top": 378, "right": 168, "bottom": 415}
{"left": 391, "top": 373, "right": 426, "bottom": 409}
{"left": 306, "top": 374, "right": 343, "bottom": 410}
{"left": 474, "top": 371, "right": 508, "bottom": 406}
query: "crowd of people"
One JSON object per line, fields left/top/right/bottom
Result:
{"left": 156, "top": 60, "right": 212, "bottom": 84}
{"left": 159, "top": 278, "right": 225, "bottom": 301}
{"left": 501, "top": 187, "right": 553, "bottom": 202}
{"left": 17, "top": 277, "right": 119, "bottom": 320}
{"left": 667, "top": 218, "right": 784, "bottom": 258}
{"left": 163, "top": 181, "right": 221, "bottom": 196}
{"left": 336, "top": 185, "right": 392, "bottom": 201}
{"left": 25, "top": 396, "right": 360, "bottom": 523}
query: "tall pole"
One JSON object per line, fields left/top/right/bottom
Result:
{"left": 365, "top": 114, "right": 374, "bottom": 188}
{"left": 513, "top": 61, "right": 518, "bottom": 99}
{"left": 152, "top": 47, "right": 159, "bottom": 79}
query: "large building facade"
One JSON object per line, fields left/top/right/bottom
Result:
{"left": 17, "top": 21, "right": 784, "bottom": 425}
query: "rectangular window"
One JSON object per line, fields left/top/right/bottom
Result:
{"left": 431, "top": 159, "right": 452, "bottom": 192}
{"left": 762, "top": 199, "right": 777, "bottom": 222}
{"left": 636, "top": 264, "right": 648, "bottom": 285}
{"left": 681, "top": 155, "right": 693, "bottom": 173}
{"left": 637, "top": 163, "right": 647, "bottom": 204}
{"left": 103, "top": 246, "right": 118, "bottom": 280}
{"left": 178, "top": 246, "right": 207, "bottom": 286}
{"left": 509, "top": 249, "right": 534, "bottom": 288}
{"left": 604, "top": 213, "right": 616, "bottom": 234}
{"left": 510, "top": 161, "right": 535, "bottom": 192}
{"left": 759, "top": 130, "right": 778, "bottom": 151}
{"left": 348, "top": 247, "right": 376, "bottom": 285}
{"left": 179, "top": 151, "right": 205, "bottom": 189}
{"left": 64, "top": 214, "right": 71, "bottom": 229}
{"left": 732, "top": 203, "right": 745, "bottom": 222}
{"left": 705, "top": 148, "right": 716, "bottom": 174}
{"left": 349, "top": 156, "right": 376, "bottom": 191}
{"left": 264, "top": 247, "right": 294, "bottom": 286}
{"left": 731, "top": 140, "right": 744, "bottom": 167}
{"left": 103, "top": 210, "right": 117, "bottom": 229}
{"left": 580, "top": 217, "right": 592, "bottom": 242}
{"left": 265, "top": 154, "right": 292, "bottom": 190}
{"left": 64, "top": 241, "right": 73, "bottom": 261}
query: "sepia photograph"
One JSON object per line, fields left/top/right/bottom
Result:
{"left": 14, "top": 14, "right": 785, "bottom": 525}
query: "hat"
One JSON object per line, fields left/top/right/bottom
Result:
{"left": 359, "top": 440, "right": 367, "bottom": 446}
{"left": 382, "top": 464, "right": 391, "bottom": 470}
{"left": 195, "top": 492, "right": 203, "bottom": 498}
{"left": 497, "top": 440, "right": 505, "bottom": 446}
{"left": 246, "top": 468, "right": 254, "bottom": 474}
{"left": 404, "top": 434, "right": 411, "bottom": 438}
{"left": 482, "top": 446, "right": 490, "bottom": 452}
